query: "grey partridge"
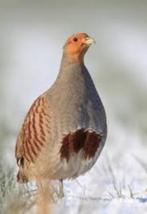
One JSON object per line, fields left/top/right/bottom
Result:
{"left": 15, "top": 32, "right": 107, "bottom": 185}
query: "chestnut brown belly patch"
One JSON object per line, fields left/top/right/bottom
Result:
{"left": 60, "top": 129, "right": 102, "bottom": 161}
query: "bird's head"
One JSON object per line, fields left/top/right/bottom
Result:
{"left": 63, "top": 32, "right": 95, "bottom": 63}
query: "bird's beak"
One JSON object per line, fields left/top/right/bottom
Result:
{"left": 84, "top": 37, "right": 96, "bottom": 46}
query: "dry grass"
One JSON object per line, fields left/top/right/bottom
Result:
{"left": 0, "top": 162, "right": 33, "bottom": 213}
{"left": 0, "top": 161, "right": 58, "bottom": 214}
{"left": 100, "top": 156, "right": 136, "bottom": 200}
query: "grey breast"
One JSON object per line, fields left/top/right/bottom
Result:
{"left": 47, "top": 63, "right": 107, "bottom": 143}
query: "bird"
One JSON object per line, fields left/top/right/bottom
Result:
{"left": 15, "top": 32, "right": 107, "bottom": 193}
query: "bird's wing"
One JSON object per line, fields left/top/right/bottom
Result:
{"left": 15, "top": 94, "right": 51, "bottom": 167}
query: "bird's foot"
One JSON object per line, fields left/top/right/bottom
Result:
{"left": 58, "top": 179, "right": 64, "bottom": 198}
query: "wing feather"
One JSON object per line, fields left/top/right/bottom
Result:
{"left": 15, "top": 95, "right": 51, "bottom": 167}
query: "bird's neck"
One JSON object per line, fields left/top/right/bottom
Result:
{"left": 61, "top": 52, "right": 84, "bottom": 66}
{"left": 57, "top": 54, "right": 85, "bottom": 81}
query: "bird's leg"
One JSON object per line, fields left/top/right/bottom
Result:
{"left": 58, "top": 179, "right": 64, "bottom": 198}
{"left": 36, "top": 180, "right": 53, "bottom": 214}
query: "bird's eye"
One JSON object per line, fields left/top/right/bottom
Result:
{"left": 73, "top": 37, "right": 78, "bottom": 42}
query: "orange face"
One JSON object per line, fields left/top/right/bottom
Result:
{"left": 63, "top": 32, "right": 95, "bottom": 63}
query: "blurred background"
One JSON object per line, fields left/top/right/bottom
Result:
{"left": 0, "top": 0, "right": 147, "bottom": 213}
